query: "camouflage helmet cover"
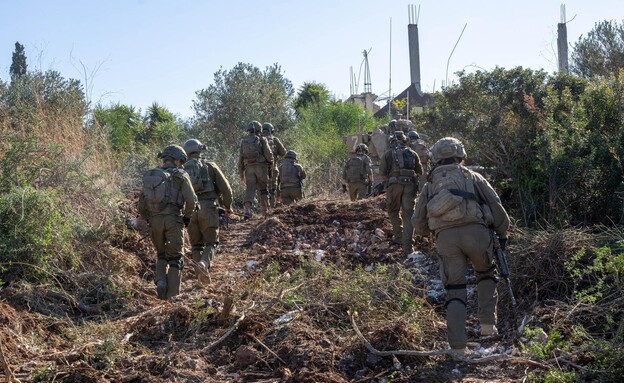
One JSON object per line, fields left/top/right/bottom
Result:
{"left": 356, "top": 143, "right": 368, "bottom": 153}
{"left": 431, "top": 137, "right": 466, "bottom": 163}
{"left": 261, "top": 122, "right": 274, "bottom": 133}
{"left": 158, "top": 144, "right": 188, "bottom": 163}
{"left": 407, "top": 130, "right": 420, "bottom": 140}
{"left": 285, "top": 150, "right": 298, "bottom": 160}
{"left": 183, "top": 139, "right": 206, "bottom": 155}
{"left": 247, "top": 120, "right": 262, "bottom": 133}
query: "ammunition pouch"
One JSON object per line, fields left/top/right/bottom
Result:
{"left": 398, "top": 176, "right": 414, "bottom": 184}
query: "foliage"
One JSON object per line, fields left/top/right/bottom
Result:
{"left": 0, "top": 186, "right": 78, "bottom": 281}
{"left": 93, "top": 103, "right": 142, "bottom": 152}
{"left": 571, "top": 20, "right": 624, "bottom": 79}
{"left": 10, "top": 41, "right": 27, "bottom": 78}
{"left": 293, "top": 81, "right": 330, "bottom": 115}
{"left": 192, "top": 62, "right": 295, "bottom": 150}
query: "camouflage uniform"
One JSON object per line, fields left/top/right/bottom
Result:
{"left": 277, "top": 151, "right": 306, "bottom": 205}
{"left": 411, "top": 137, "right": 510, "bottom": 352}
{"left": 408, "top": 132, "right": 432, "bottom": 191}
{"left": 261, "top": 123, "right": 287, "bottom": 208}
{"left": 380, "top": 132, "right": 422, "bottom": 254}
{"left": 237, "top": 121, "right": 273, "bottom": 217}
{"left": 138, "top": 146, "right": 197, "bottom": 300}
{"left": 342, "top": 151, "right": 373, "bottom": 201}
{"left": 183, "top": 140, "right": 233, "bottom": 274}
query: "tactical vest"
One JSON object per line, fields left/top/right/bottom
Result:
{"left": 426, "top": 164, "right": 490, "bottom": 232}
{"left": 279, "top": 160, "right": 301, "bottom": 188}
{"left": 241, "top": 135, "right": 262, "bottom": 164}
{"left": 390, "top": 146, "right": 417, "bottom": 184}
{"left": 139, "top": 167, "right": 183, "bottom": 216}
{"left": 184, "top": 158, "right": 216, "bottom": 199}
{"left": 345, "top": 155, "right": 366, "bottom": 183}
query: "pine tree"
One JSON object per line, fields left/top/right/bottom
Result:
{"left": 10, "top": 41, "right": 27, "bottom": 77}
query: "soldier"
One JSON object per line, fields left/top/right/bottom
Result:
{"left": 183, "top": 139, "right": 233, "bottom": 279}
{"left": 341, "top": 143, "right": 373, "bottom": 201}
{"left": 261, "top": 122, "right": 287, "bottom": 208}
{"left": 277, "top": 150, "right": 307, "bottom": 205}
{"left": 411, "top": 137, "right": 510, "bottom": 357}
{"left": 238, "top": 121, "right": 273, "bottom": 218}
{"left": 407, "top": 130, "right": 432, "bottom": 191}
{"left": 138, "top": 145, "right": 197, "bottom": 300}
{"left": 380, "top": 131, "right": 422, "bottom": 254}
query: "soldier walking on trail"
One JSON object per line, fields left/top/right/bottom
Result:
{"left": 380, "top": 131, "right": 422, "bottom": 254}
{"left": 407, "top": 130, "right": 432, "bottom": 191}
{"left": 138, "top": 145, "right": 197, "bottom": 300}
{"left": 261, "top": 122, "right": 287, "bottom": 208}
{"left": 411, "top": 137, "right": 510, "bottom": 356}
{"left": 341, "top": 144, "right": 373, "bottom": 201}
{"left": 277, "top": 150, "right": 306, "bottom": 205}
{"left": 238, "top": 121, "right": 273, "bottom": 218}
{"left": 182, "top": 139, "right": 233, "bottom": 279}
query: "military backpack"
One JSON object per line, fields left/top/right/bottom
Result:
{"left": 279, "top": 160, "right": 301, "bottom": 188}
{"left": 426, "top": 164, "right": 492, "bottom": 231}
{"left": 184, "top": 158, "right": 215, "bottom": 194}
{"left": 139, "top": 168, "right": 181, "bottom": 216}
{"left": 345, "top": 155, "right": 366, "bottom": 183}
{"left": 391, "top": 147, "right": 418, "bottom": 184}
{"left": 241, "top": 135, "right": 262, "bottom": 162}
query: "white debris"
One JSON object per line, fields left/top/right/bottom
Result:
{"left": 374, "top": 228, "right": 385, "bottom": 237}
{"left": 407, "top": 251, "right": 426, "bottom": 264}
{"left": 246, "top": 260, "right": 259, "bottom": 270}
{"left": 364, "top": 264, "right": 374, "bottom": 272}
{"left": 314, "top": 249, "right": 325, "bottom": 261}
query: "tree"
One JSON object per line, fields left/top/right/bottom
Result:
{"left": 192, "top": 63, "right": 295, "bottom": 149}
{"left": 142, "top": 102, "right": 181, "bottom": 146}
{"left": 571, "top": 20, "right": 624, "bottom": 79}
{"left": 10, "top": 42, "right": 27, "bottom": 78}
{"left": 293, "top": 82, "right": 330, "bottom": 115}
{"left": 93, "top": 103, "right": 142, "bottom": 151}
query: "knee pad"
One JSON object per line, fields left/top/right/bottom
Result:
{"left": 445, "top": 297, "right": 467, "bottom": 308}
{"left": 477, "top": 275, "right": 499, "bottom": 285}
{"left": 191, "top": 244, "right": 204, "bottom": 252}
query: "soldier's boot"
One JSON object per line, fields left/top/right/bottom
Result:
{"left": 191, "top": 245, "right": 203, "bottom": 280}
{"left": 155, "top": 259, "right": 168, "bottom": 299}
{"left": 480, "top": 324, "right": 498, "bottom": 337}
{"left": 166, "top": 258, "right": 183, "bottom": 299}
{"left": 388, "top": 212, "right": 403, "bottom": 245}
{"left": 243, "top": 202, "right": 253, "bottom": 219}
{"left": 197, "top": 243, "right": 216, "bottom": 285}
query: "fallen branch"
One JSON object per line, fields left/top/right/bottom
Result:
{"left": 349, "top": 311, "right": 508, "bottom": 363}
{"left": 0, "top": 338, "right": 21, "bottom": 383}
{"left": 204, "top": 301, "right": 255, "bottom": 351}
{"left": 251, "top": 334, "right": 287, "bottom": 365}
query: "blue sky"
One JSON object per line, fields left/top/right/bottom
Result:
{"left": 1, "top": 1, "right": 622, "bottom": 118}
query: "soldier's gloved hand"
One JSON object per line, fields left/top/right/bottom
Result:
{"left": 341, "top": 185, "right": 347, "bottom": 193}
{"left": 498, "top": 237, "right": 507, "bottom": 251}
{"left": 183, "top": 216, "right": 191, "bottom": 227}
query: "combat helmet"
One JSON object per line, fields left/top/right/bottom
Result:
{"left": 407, "top": 131, "right": 420, "bottom": 141}
{"left": 393, "top": 130, "right": 408, "bottom": 144}
{"left": 388, "top": 119, "right": 397, "bottom": 131}
{"left": 356, "top": 143, "right": 368, "bottom": 154}
{"left": 430, "top": 137, "right": 466, "bottom": 164}
{"left": 158, "top": 144, "right": 188, "bottom": 163}
{"left": 261, "top": 122, "right": 274, "bottom": 134}
{"left": 285, "top": 150, "right": 298, "bottom": 160}
{"left": 247, "top": 120, "right": 262, "bottom": 133}
{"left": 183, "top": 139, "right": 206, "bottom": 155}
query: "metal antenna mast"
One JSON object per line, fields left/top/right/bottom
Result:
{"left": 362, "top": 49, "right": 372, "bottom": 93}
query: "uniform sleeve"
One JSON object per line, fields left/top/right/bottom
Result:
{"left": 261, "top": 137, "right": 274, "bottom": 164}
{"left": 412, "top": 149, "right": 423, "bottom": 176}
{"left": 298, "top": 164, "right": 307, "bottom": 180}
{"left": 237, "top": 142, "right": 245, "bottom": 177}
{"left": 209, "top": 162, "right": 233, "bottom": 210}
{"left": 473, "top": 172, "right": 510, "bottom": 238}
{"left": 365, "top": 155, "right": 373, "bottom": 181}
{"left": 274, "top": 137, "right": 287, "bottom": 158}
{"left": 411, "top": 183, "right": 431, "bottom": 236}
{"left": 175, "top": 171, "right": 198, "bottom": 218}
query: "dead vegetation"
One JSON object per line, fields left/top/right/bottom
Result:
{"left": 0, "top": 197, "right": 623, "bottom": 382}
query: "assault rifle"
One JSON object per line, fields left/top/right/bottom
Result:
{"left": 372, "top": 181, "right": 387, "bottom": 196}
{"left": 490, "top": 230, "right": 516, "bottom": 305}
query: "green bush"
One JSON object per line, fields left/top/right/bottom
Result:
{"left": 0, "top": 186, "right": 77, "bottom": 281}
